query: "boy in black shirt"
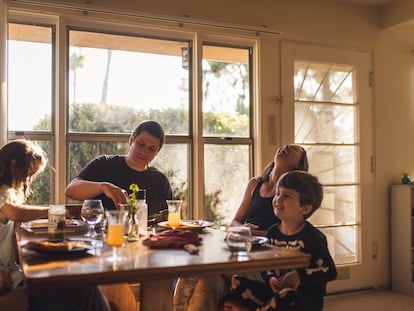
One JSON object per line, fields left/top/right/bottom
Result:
{"left": 228, "top": 171, "right": 337, "bottom": 311}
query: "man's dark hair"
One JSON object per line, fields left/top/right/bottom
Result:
{"left": 132, "top": 120, "right": 165, "bottom": 149}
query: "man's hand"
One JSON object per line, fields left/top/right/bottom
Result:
{"left": 101, "top": 182, "right": 128, "bottom": 208}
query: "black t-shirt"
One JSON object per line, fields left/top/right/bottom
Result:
{"left": 264, "top": 221, "right": 338, "bottom": 310}
{"left": 245, "top": 180, "right": 279, "bottom": 231}
{"left": 76, "top": 155, "right": 172, "bottom": 215}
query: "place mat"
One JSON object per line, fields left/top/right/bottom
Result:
{"left": 143, "top": 229, "right": 202, "bottom": 249}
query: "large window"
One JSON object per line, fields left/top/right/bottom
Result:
{"left": 7, "top": 20, "right": 253, "bottom": 226}
{"left": 7, "top": 22, "right": 54, "bottom": 204}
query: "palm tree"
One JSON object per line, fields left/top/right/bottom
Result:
{"left": 69, "top": 51, "right": 85, "bottom": 104}
{"left": 101, "top": 49, "right": 112, "bottom": 104}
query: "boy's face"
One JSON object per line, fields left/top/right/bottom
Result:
{"left": 272, "top": 186, "right": 311, "bottom": 222}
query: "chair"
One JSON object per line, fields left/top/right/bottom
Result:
{"left": 100, "top": 283, "right": 140, "bottom": 311}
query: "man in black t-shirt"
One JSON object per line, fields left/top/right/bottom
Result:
{"left": 65, "top": 120, "right": 172, "bottom": 214}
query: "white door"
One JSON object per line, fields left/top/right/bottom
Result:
{"left": 281, "top": 41, "right": 375, "bottom": 293}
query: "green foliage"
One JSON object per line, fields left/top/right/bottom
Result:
{"left": 27, "top": 141, "right": 51, "bottom": 205}
{"left": 204, "top": 189, "right": 224, "bottom": 224}
{"left": 203, "top": 111, "right": 249, "bottom": 136}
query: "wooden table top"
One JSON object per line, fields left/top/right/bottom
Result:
{"left": 16, "top": 226, "right": 311, "bottom": 292}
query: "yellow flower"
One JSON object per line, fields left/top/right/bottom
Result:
{"left": 128, "top": 183, "right": 140, "bottom": 214}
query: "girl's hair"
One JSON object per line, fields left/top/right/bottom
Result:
{"left": 277, "top": 170, "right": 323, "bottom": 219}
{"left": 297, "top": 146, "right": 309, "bottom": 172}
{"left": 0, "top": 139, "right": 47, "bottom": 200}
{"left": 132, "top": 120, "right": 165, "bottom": 150}
{"left": 259, "top": 145, "right": 309, "bottom": 182}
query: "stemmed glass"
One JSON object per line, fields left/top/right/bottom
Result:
{"left": 105, "top": 210, "right": 128, "bottom": 263}
{"left": 80, "top": 199, "right": 104, "bottom": 238}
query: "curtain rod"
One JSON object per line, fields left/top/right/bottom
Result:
{"left": 10, "top": 0, "right": 282, "bottom": 35}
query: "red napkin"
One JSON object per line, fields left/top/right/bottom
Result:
{"left": 143, "top": 229, "right": 202, "bottom": 248}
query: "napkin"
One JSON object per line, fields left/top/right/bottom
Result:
{"left": 143, "top": 229, "right": 202, "bottom": 249}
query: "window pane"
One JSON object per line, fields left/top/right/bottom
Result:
{"left": 151, "top": 144, "right": 189, "bottom": 218}
{"left": 68, "top": 141, "right": 129, "bottom": 182}
{"left": 321, "top": 226, "right": 359, "bottom": 265}
{"left": 8, "top": 23, "right": 52, "bottom": 131}
{"left": 306, "top": 145, "right": 357, "bottom": 184}
{"left": 204, "top": 144, "right": 250, "bottom": 226}
{"left": 68, "top": 30, "right": 190, "bottom": 135}
{"left": 295, "top": 102, "right": 355, "bottom": 144}
{"left": 27, "top": 140, "right": 52, "bottom": 205}
{"left": 294, "top": 62, "right": 354, "bottom": 103}
{"left": 202, "top": 45, "right": 250, "bottom": 137}
{"left": 309, "top": 185, "right": 357, "bottom": 226}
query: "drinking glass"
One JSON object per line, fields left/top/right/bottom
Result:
{"left": 166, "top": 200, "right": 183, "bottom": 229}
{"left": 225, "top": 226, "right": 253, "bottom": 257}
{"left": 105, "top": 210, "right": 128, "bottom": 263}
{"left": 80, "top": 199, "right": 104, "bottom": 238}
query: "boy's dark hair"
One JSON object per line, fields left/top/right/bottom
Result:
{"left": 277, "top": 170, "right": 323, "bottom": 219}
{"left": 132, "top": 120, "right": 165, "bottom": 149}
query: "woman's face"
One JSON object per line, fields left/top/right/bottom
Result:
{"left": 274, "top": 144, "right": 305, "bottom": 170}
{"left": 126, "top": 131, "right": 160, "bottom": 171}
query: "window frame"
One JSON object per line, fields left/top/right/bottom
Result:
{"left": 6, "top": 10, "right": 259, "bottom": 224}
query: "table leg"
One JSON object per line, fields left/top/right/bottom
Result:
{"left": 141, "top": 279, "right": 173, "bottom": 311}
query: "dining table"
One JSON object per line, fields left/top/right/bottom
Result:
{"left": 15, "top": 221, "right": 311, "bottom": 311}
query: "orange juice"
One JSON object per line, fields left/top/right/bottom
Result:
{"left": 107, "top": 224, "right": 125, "bottom": 247}
{"left": 168, "top": 213, "right": 181, "bottom": 228}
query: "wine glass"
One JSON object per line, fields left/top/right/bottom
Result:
{"left": 105, "top": 210, "right": 128, "bottom": 263}
{"left": 81, "top": 199, "right": 104, "bottom": 239}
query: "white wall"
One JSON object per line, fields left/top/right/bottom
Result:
{"left": 375, "top": 20, "right": 414, "bottom": 289}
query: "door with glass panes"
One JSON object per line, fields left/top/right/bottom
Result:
{"left": 281, "top": 41, "right": 375, "bottom": 292}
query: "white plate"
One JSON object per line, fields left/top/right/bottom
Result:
{"left": 21, "top": 219, "right": 86, "bottom": 229}
{"left": 251, "top": 236, "right": 269, "bottom": 247}
{"left": 25, "top": 238, "right": 95, "bottom": 255}
{"left": 157, "top": 220, "right": 214, "bottom": 230}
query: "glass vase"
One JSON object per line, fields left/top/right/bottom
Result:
{"left": 127, "top": 211, "right": 139, "bottom": 242}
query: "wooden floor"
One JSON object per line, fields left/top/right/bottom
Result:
{"left": 324, "top": 290, "right": 414, "bottom": 311}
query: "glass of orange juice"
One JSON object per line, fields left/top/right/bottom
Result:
{"left": 167, "top": 200, "right": 183, "bottom": 229}
{"left": 105, "top": 210, "right": 128, "bottom": 263}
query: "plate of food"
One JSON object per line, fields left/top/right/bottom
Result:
{"left": 25, "top": 238, "right": 94, "bottom": 255}
{"left": 157, "top": 220, "right": 214, "bottom": 231}
{"left": 21, "top": 219, "right": 86, "bottom": 230}
{"left": 251, "top": 236, "right": 269, "bottom": 247}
